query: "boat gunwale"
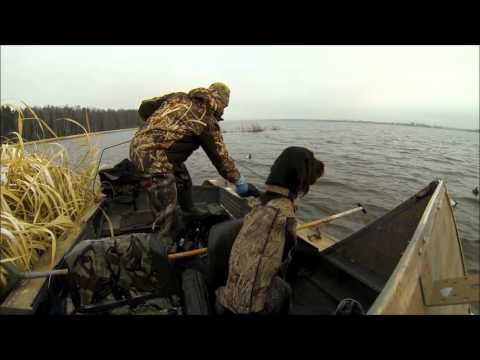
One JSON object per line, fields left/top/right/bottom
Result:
{"left": 0, "top": 199, "right": 105, "bottom": 314}
{"left": 367, "top": 180, "right": 466, "bottom": 314}
{"left": 443, "top": 189, "right": 468, "bottom": 276}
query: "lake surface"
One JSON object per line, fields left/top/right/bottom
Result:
{"left": 33, "top": 119, "right": 480, "bottom": 288}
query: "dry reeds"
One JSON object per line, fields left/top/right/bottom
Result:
{"left": 0, "top": 106, "right": 100, "bottom": 288}
{"left": 239, "top": 122, "right": 265, "bottom": 133}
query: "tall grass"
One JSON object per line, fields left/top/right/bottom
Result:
{"left": 0, "top": 105, "right": 100, "bottom": 288}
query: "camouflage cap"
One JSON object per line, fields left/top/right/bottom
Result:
{"left": 209, "top": 82, "right": 230, "bottom": 107}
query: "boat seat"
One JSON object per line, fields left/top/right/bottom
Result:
{"left": 181, "top": 269, "right": 211, "bottom": 315}
{"left": 206, "top": 218, "right": 244, "bottom": 290}
{"left": 176, "top": 219, "right": 243, "bottom": 316}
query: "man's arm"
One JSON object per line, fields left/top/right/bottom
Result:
{"left": 197, "top": 115, "right": 241, "bottom": 184}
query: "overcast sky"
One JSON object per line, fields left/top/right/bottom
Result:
{"left": 1, "top": 45, "right": 478, "bottom": 129}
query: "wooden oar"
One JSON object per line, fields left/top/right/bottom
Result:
{"left": 0, "top": 249, "right": 211, "bottom": 279}
{"left": 3, "top": 206, "right": 368, "bottom": 274}
{"left": 297, "top": 204, "right": 367, "bottom": 231}
{"left": 168, "top": 248, "right": 208, "bottom": 260}
{"left": 0, "top": 250, "right": 210, "bottom": 280}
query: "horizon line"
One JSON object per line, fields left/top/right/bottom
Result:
{"left": 226, "top": 118, "right": 479, "bottom": 131}
{"left": 1, "top": 104, "right": 478, "bottom": 131}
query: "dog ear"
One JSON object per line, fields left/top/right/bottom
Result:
{"left": 295, "top": 157, "right": 311, "bottom": 196}
{"left": 300, "top": 156, "right": 325, "bottom": 195}
{"left": 316, "top": 160, "right": 325, "bottom": 178}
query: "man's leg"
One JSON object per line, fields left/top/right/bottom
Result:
{"left": 148, "top": 173, "right": 177, "bottom": 248}
{"left": 174, "top": 163, "right": 209, "bottom": 218}
{"left": 174, "top": 163, "right": 196, "bottom": 213}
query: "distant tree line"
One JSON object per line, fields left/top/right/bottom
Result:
{"left": 0, "top": 105, "right": 143, "bottom": 143}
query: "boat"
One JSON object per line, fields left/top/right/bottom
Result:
{"left": 1, "top": 161, "right": 478, "bottom": 315}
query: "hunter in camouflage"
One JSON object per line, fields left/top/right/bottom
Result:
{"left": 129, "top": 83, "right": 249, "bottom": 246}
{"left": 130, "top": 82, "right": 239, "bottom": 180}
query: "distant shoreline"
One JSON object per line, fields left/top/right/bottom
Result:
{"left": 24, "top": 127, "right": 138, "bottom": 145}
{"left": 11, "top": 119, "right": 479, "bottom": 146}
{"left": 229, "top": 119, "right": 479, "bottom": 133}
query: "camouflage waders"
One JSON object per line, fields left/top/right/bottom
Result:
{"left": 147, "top": 173, "right": 178, "bottom": 248}
{"left": 173, "top": 163, "right": 194, "bottom": 212}
{"left": 146, "top": 163, "right": 196, "bottom": 249}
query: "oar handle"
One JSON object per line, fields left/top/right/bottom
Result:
{"left": 168, "top": 248, "right": 208, "bottom": 260}
{"left": 297, "top": 204, "right": 366, "bottom": 231}
{"left": 0, "top": 262, "right": 70, "bottom": 280}
{"left": 168, "top": 205, "right": 367, "bottom": 259}
{"left": 21, "top": 268, "right": 69, "bottom": 279}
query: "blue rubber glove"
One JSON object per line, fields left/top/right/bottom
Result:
{"left": 235, "top": 175, "right": 249, "bottom": 195}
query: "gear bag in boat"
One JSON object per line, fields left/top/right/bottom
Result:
{"left": 98, "top": 158, "right": 144, "bottom": 185}
{"left": 98, "top": 159, "right": 146, "bottom": 205}
{"left": 64, "top": 232, "right": 180, "bottom": 314}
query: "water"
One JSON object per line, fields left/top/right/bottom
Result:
{"left": 33, "top": 120, "right": 480, "bottom": 278}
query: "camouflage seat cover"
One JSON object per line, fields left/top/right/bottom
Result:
{"left": 216, "top": 197, "right": 296, "bottom": 314}
{"left": 64, "top": 233, "right": 179, "bottom": 313}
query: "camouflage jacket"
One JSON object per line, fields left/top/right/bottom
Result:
{"left": 129, "top": 88, "right": 240, "bottom": 184}
{"left": 216, "top": 197, "right": 297, "bottom": 314}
